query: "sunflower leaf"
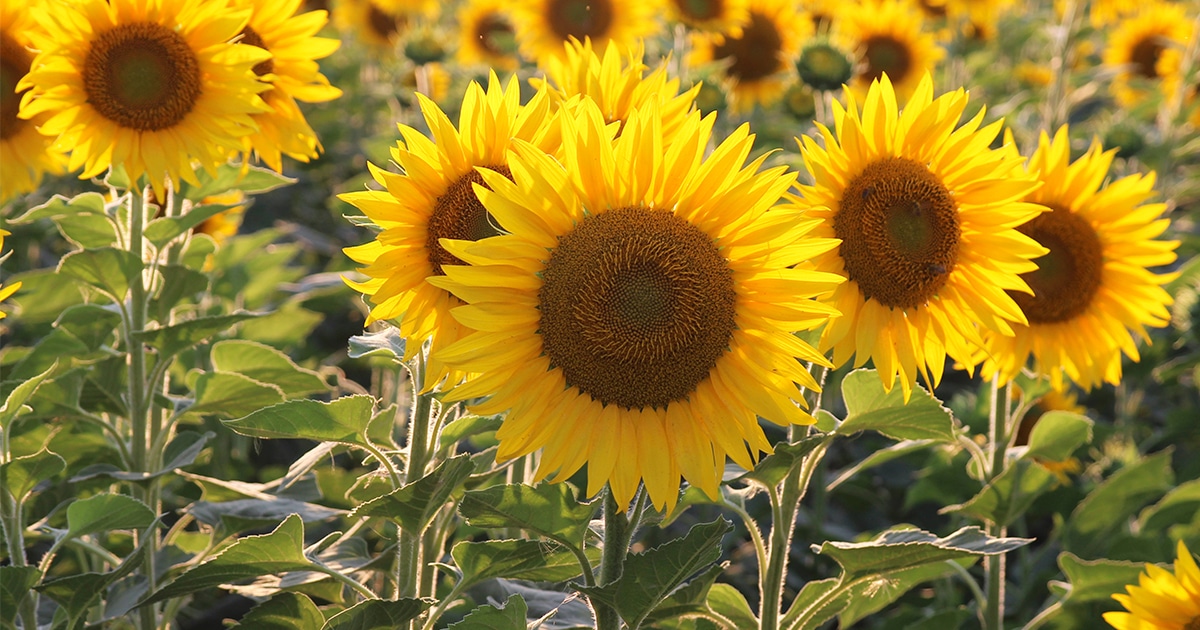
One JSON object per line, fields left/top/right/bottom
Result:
{"left": 451, "top": 539, "right": 598, "bottom": 588}
{"left": 134, "top": 313, "right": 261, "bottom": 361}
{"left": 229, "top": 593, "right": 325, "bottom": 630}
{"left": 323, "top": 599, "right": 430, "bottom": 629}
{"left": 458, "top": 483, "right": 595, "bottom": 548}
{"left": 835, "top": 369, "right": 958, "bottom": 442}
{"left": 940, "top": 459, "right": 1057, "bottom": 526}
{"left": 1023, "top": 411, "right": 1093, "bottom": 462}
{"left": 446, "top": 594, "right": 527, "bottom": 630}
{"left": 350, "top": 455, "right": 474, "bottom": 531}
{"left": 188, "top": 371, "right": 285, "bottom": 418}
{"left": 35, "top": 538, "right": 149, "bottom": 630}
{"left": 65, "top": 494, "right": 157, "bottom": 540}
{"left": 0, "top": 567, "right": 40, "bottom": 627}
{"left": 736, "top": 437, "right": 829, "bottom": 488}
{"left": 1063, "top": 450, "right": 1174, "bottom": 557}
{"left": 186, "top": 163, "right": 295, "bottom": 200}
{"left": 144, "top": 203, "right": 240, "bottom": 248}
{"left": 211, "top": 340, "right": 327, "bottom": 397}
{"left": 1053, "top": 552, "right": 1146, "bottom": 604}
{"left": 348, "top": 328, "right": 407, "bottom": 360}
{"left": 58, "top": 247, "right": 143, "bottom": 301}
{"left": 0, "top": 362, "right": 57, "bottom": 431}
{"left": 1, "top": 447, "right": 66, "bottom": 504}
{"left": 223, "top": 395, "right": 379, "bottom": 449}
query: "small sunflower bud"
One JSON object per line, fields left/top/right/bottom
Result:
{"left": 404, "top": 33, "right": 446, "bottom": 65}
{"left": 796, "top": 42, "right": 852, "bottom": 92}
{"left": 783, "top": 83, "right": 816, "bottom": 121}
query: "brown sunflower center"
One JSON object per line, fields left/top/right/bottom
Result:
{"left": 1130, "top": 36, "right": 1164, "bottom": 79}
{"left": 861, "top": 35, "right": 913, "bottom": 84}
{"left": 238, "top": 26, "right": 274, "bottom": 78}
{"left": 83, "top": 22, "right": 202, "bottom": 131}
{"left": 835, "top": 157, "right": 959, "bottom": 309}
{"left": 1010, "top": 206, "right": 1103, "bottom": 324}
{"left": 1186, "top": 617, "right": 1200, "bottom": 630}
{"left": 1, "top": 32, "right": 32, "bottom": 141}
{"left": 547, "top": 0, "right": 614, "bottom": 41}
{"left": 539, "top": 206, "right": 737, "bottom": 410}
{"left": 675, "top": 0, "right": 724, "bottom": 21}
{"left": 367, "top": 2, "right": 405, "bottom": 41}
{"left": 712, "top": 11, "right": 783, "bottom": 82}
{"left": 475, "top": 12, "right": 516, "bottom": 56}
{"left": 425, "top": 166, "right": 510, "bottom": 275}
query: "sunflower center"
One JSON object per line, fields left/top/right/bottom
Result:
{"left": 712, "top": 11, "right": 782, "bottom": 82}
{"left": 835, "top": 157, "right": 959, "bottom": 309}
{"left": 83, "top": 22, "right": 202, "bottom": 131}
{"left": 367, "top": 2, "right": 404, "bottom": 41}
{"left": 676, "top": 0, "right": 723, "bottom": 21}
{"left": 1010, "top": 206, "right": 1103, "bottom": 324}
{"left": 476, "top": 12, "right": 516, "bottom": 56}
{"left": 238, "top": 26, "right": 275, "bottom": 78}
{"left": 547, "top": 0, "right": 614, "bottom": 41}
{"left": 425, "top": 166, "right": 510, "bottom": 275}
{"left": 1186, "top": 617, "right": 1200, "bottom": 630}
{"left": 1, "top": 33, "right": 32, "bottom": 141}
{"left": 862, "top": 35, "right": 912, "bottom": 84}
{"left": 1130, "top": 36, "right": 1164, "bottom": 79}
{"left": 539, "top": 206, "right": 737, "bottom": 410}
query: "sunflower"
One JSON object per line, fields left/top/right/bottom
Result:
{"left": 340, "top": 73, "right": 556, "bottom": 391}
{"left": 509, "top": 0, "right": 660, "bottom": 67}
{"left": 836, "top": 0, "right": 944, "bottom": 101}
{"left": 336, "top": 0, "right": 412, "bottom": 49}
{"left": 1103, "top": 1, "right": 1193, "bottom": 108}
{"left": 231, "top": 0, "right": 341, "bottom": 173}
{"left": 689, "top": 0, "right": 811, "bottom": 111}
{"left": 665, "top": 0, "right": 749, "bottom": 34}
{"left": 429, "top": 101, "right": 843, "bottom": 511}
{"left": 533, "top": 38, "right": 699, "bottom": 138}
{"left": 978, "top": 128, "right": 1176, "bottom": 392}
{"left": 0, "top": 229, "right": 20, "bottom": 319}
{"left": 793, "top": 74, "right": 1048, "bottom": 399}
{"left": 457, "top": 0, "right": 520, "bottom": 71}
{"left": 2, "top": 2, "right": 66, "bottom": 202}
{"left": 1088, "top": 0, "right": 1141, "bottom": 27}
{"left": 1106, "top": 540, "right": 1200, "bottom": 630}
{"left": 17, "top": 0, "right": 271, "bottom": 198}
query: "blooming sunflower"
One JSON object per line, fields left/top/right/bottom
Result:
{"left": 509, "top": 0, "right": 660, "bottom": 67}
{"left": 231, "top": 0, "right": 341, "bottom": 173}
{"left": 665, "top": 0, "right": 749, "bottom": 34}
{"left": 836, "top": 0, "right": 944, "bottom": 101}
{"left": 1106, "top": 540, "right": 1200, "bottom": 630}
{"left": 340, "top": 73, "right": 556, "bottom": 391}
{"left": 0, "top": 229, "right": 20, "bottom": 319}
{"left": 1103, "top": 1, "right": 1193, "bottom": 108}
{"left": 2, "top": 2, "right": 66, "bottom": 202}
{"left": 18, "top": 0, "right": 271, "bottom": 198}
{"left": 457, "top": 0, "right": 520, "bottom": 71}
{"left": 689, "top": 0, "right": 811, "bottom": 111}
{"left": 429, "top": 101, "right": 844, "bottom": 510}
{"left": 533, "top": 38, "right": 700, "bottom": 138}
{"left": 978, "top": 128, "right": 1176, "bottom": 392}
{"left": 793, "top": 74, "right": 1048, "bottom": 398}
{"left": 335, "top": 0, "right": 411, "bottom": 50}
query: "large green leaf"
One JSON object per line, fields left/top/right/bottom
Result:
{"left": 54, "top": 304, "right": 123, "bottom": 352}
{"left": 640, "top": 564, "right": 724, "bottom": 627}
{"left": 1, "top": 448, "right": 65, "bottom": 503}
{"left": 65, "top": 493, "right": 156, "bottom": 540}
{"left": 578, "top": 519, "right": 733, "bottom": 629}
{"left": 351, "top": 455, "right": 474, "bottom": 531}
{"left": 144, "top": 203, "right": 240, "bottom": 247}
{"left": 135, "top": 313, "right": 261, "bottom": 361}
{"left": 224, "top": 395, "right": 379, "bottom": 449}
{"left": 56, "top": 213, "right": 119, "bottom": 248}
{"left": 439, "top": 415, "right": 503, "bottom": 448}
{"left": 1064, "top": 451, "right": 1174, "bottom": 556}
{"left": 8, "top": 330, "right": 89, "bottom": 381}
{"left": 736, "top": 437, "right": 829, "bottom": 488}
{"left": 150, "top": 264, "right": 209, "bottom": 321}
{"left": 188, "top": 371, "right": 285, "bottom": 418}
{"left": 58, "top": 247, "right": 142, "bottom": 300}
{"left": 144, "top": 514, "right": 316, "bottom": 604}
{"left": 1052, "top": 552, "right": 1146, "bottom": 605}
{"left": 816, "top": 526, "right": 1029, "bottom": 581}
{"left": 211, "top": 340, "right": 327, "bottom": 396}
{"left": 834, "top": 369, "right": 958, "bottom": 442}
{"left": 186, "top": 163, "right": 295, "bottom": 200}
{"left": 0, "top": 363, "right": 57, "bottom": 432}
{"left": 458, "top": 483, "right": 594, "bottom": 547}
{"left": 12, "top": 191, "right": 107, "bottom": 223}
{"left": 231, "top": 593, "right": 325, "bottom": 630}
{"left": 451, "top": 540, "right": 598, "bottom": 587}
{"left": 1139, "top": 479, "right": 1200, "bottom": 533}
{"left": 942, "top": 459, "right": 1057, "bottom": 527}
{"left": 1024, "top": 411, "right": 1093, "bottom": 462}
{"left": 36, "top": 539, "right": 148, "bottom": 630}
{"left": 70, "top": 431, "right": 213, "bottom": 483}
{"left": 322, "top": 599, "right": 429, "bottom": 630}
{"left": 5, "top": 268, "right": 86, "bottom": 324}
{"left": 0, "top": 566, "right": 39, "bottom": 628}
{"left": 705, "top": 583, "right": 758, "bottom": 630}
{"left": 446, "top": 594, "right": 527, "bottom": 630}
{"left": 836, "top": 560, "right": 969, "bottom": 627}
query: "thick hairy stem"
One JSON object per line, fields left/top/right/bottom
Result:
{"left": 984, "top": 377, "right": 1010, "bottom": 630}
{"left": 595, "top": 489, "right": 633, "bottom": 630}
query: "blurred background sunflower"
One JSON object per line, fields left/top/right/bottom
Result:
{"left": 510, "top": 0, "right": 660, "bottom": 67}
{"left": 1102, "top": 0, "right": 1193, "bottom": 109}
{"left": 836, "top": 0, "right": 944, "bottom": 100}
{"left": 456, "top": 0, "right": 519, "bottom": 71}
{"left": 1, "top": 1, "right": 66, "bottom": 203}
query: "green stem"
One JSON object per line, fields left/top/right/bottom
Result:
{"left": 774, "top": 440, "right": 833, "bottom": 630}
{"left": 984, "top": 376, "right": 1009, "bottom": 630}
{"left": 595, "top": 488, "right": 632, "bottom": 630}
{"left": 312, "top": 563, "right": 378, "bottom": 601}
{"left": 397, "top": 355, "right": 435, "bottom": 630}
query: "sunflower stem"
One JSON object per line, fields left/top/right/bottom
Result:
{"left": 595, "top": 488, "right": 633, "bottom": 630}
{"left": 1042, "top": 0, "right": 1077, "bottom": 132}
{"left": 397, "top": 352, "right": 434, "bottom": 630}
{"left": 984, "top": 375, "right": 1010, "bottom": 630}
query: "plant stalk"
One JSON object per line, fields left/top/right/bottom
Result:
{"left": 984, "top": 376, "right": 1009, "bottom": 630}
{"left": 595, "top": 488, "right": 633, "bottom": 630}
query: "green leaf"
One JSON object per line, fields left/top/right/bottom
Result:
{"left": 9, "top": 330, "right": 88, "bottom": 381}
{"left": 181, "top": 233, "right": 218, "bottom": 271}
{"left": 58, "top": 247, "right": 142, "bottom": 300}
{"left": 323, "top": 599, "right": 430, "bottom": 630}
{"left": 65, "top": 493, "right": 156, "bottom": 540}
{"left": 211, "top": 340, "right": 327, "bottom": 396}
{"left": 150, "top": 264, "right": 209, "bottom": 321}
{"left": 12, "top": 192, "right": 107, "bottom": 223}
{"left": 240, "top": 303, "right": 323, "bottom": 347}
{"left": 54, "top": 304, "right": 122, "bottom": 352}
{"left": 187, "top": 163, "right": 295, "bottom": 200}
{"left": 1055, "top": 552, "right": 1146, "bottom": 604}
{"left": 231, "top": 593, "right": 325, "bottom": 630}
{"left": 70, "top": 431, "right": 213, "bottom": 483}
{"left": 0, "top": 566, "right": 39, "bottom": 627}
{"left": 224, "top": 395, "right": 380, "bottom": 449}
{"left": 189, "top": 371, "right": 285, "bottom": 418}
{"left": 144, "top": 513, "right": 315, "bottom": 604}
{"left": 1140, "top": 479, "right": 1200, "bottom": 532}
{"left": 5, "top": 268, "right": 87, "bottom": 324}
{"left": 837, "top": 560, "right": 968, "bottom": 627}
{"left": 351, "top": 455, "right": 474, "bottom": 531}
{"left": 451, "top": 539, "right": 598, "bottom": 587}
{"left": 578, "top": 518, "right": 733, "bottom": 629}
{"left": 835, "top": 369, "right": 958, "bottom": 442}
{"left": 942, "top": 460, "right": 1057, "bottom": 527}
{"left": 446, "top": 594, "right": 527, "bottom": 630}
{"left": 1, "top": 447, "right": 66, "bottom": 503}
{"left": 1, "top": 363, "right": 57, "bottom": 432}
{"left": 459, "top": 483, "right": 594, "bottom": 548}
{"left": 134, "top": 313, "right": 260, "bottom": 361}
{"left": 736, "top": 437, "right": 829, "bottom": 488}
{"left": 1064, "top": 451, "right": 1174, "bottom": 556}
{"left": 641, "top": 564, "right": 724, "bottom": 627}
{"left": 144, "top": 203, "right": 239, "bottom": 247}
{"left": 705, "top": 584, "right": 757, "bottom": 630}
{"left": 785, "top": 579, "right": 843, "bottom": 630}
{"left": 816, "top": 526, "right": 1029, "bottom": 582}
{"left": 36, "top": 539, "right": 148, "bottom": 630}
{"left": 439, "top": 415, "right": 503, "bottom": 448}
{"left": 347, "top": 328, "right": 407, "bottom": 360}
{"left": 1024, "top": 411, "right": 1093, "bottom": 462}
{"left": 56, "top": 212, "right": 119, "bottom": 248}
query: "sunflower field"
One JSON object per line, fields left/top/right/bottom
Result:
{"left": 3, "top": 0, "right": 1200, "bottom": 628}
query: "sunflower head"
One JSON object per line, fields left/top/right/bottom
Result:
{"left": 336, "top": 0, "right": 411, "bottom": 49}
{"left": 666, "top": 0, "right": 751, "bottom": 35}
{"left": 1105, "top": 540, "right": 1200, "bottom": 630}
{"left": 794, "top": 73, "right": 1048, "bottom": 398}
{"left": 1, "top": 0, "right": 67, "bottom": 201}
{"left": 836, "top": 0, "right": 944, "bottom": 101}
{"left": 1102, "top": 1, "right": 1194, "bottom": 108}
{"left": 457, "top": 0, "right": 520, "bottom": 71}
{"left": 510, "top": 0, "right": 660, "bottom": 67}
{"left": 796, "top": 40, "right": 853, "bottom": 91}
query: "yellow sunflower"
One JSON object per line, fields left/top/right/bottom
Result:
{"left": 335, "top": 0, "right": 411, "bottom": 50}
{"left": 1106, "top": 540, "right": 1200, "bottom": 630}
{"left": 429, "top": 101, "right": 844, "bottom": 511}
{"left": 231, "top": 0, "right": 341, "bottom": 173}
{"left": 457, "top": 0, "right": 520, "bottom": 72}
{"left": 340, "top": 74, "right": 556, "bottom": 391}
{"left": 2, "top": 2, "right": 66, "bottom": 202}
{"left": 1088, "top": 0, "right": 1140, "bottom": 27}
{"left": 509, "top": 0, "right": 660, "bottom": 67}
{"left": 665, "top": 0, "right": 749, "bottom": 34}
{"left": 18, "top": 0, "right": 270, "bottom": 198}
{"left": 0, "top": 229, "right": 20, "bottom": 319}
{"left": 978, "top": 127, "right": 1176, "bottom": 392}
{"left": 533, "top": 38, "right": 700, "bottom": 138}
{"left": 689, "top": 0, "right": 811, "bottom": 111}
{"left": 1103, "top": 1, "right": 1193, "bottom": 108}
{"left": 836, "top": 0, "right": 944, "bottom": 101}
{"left": 793, "top": 74, "right": 1048, "bottom": 399}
